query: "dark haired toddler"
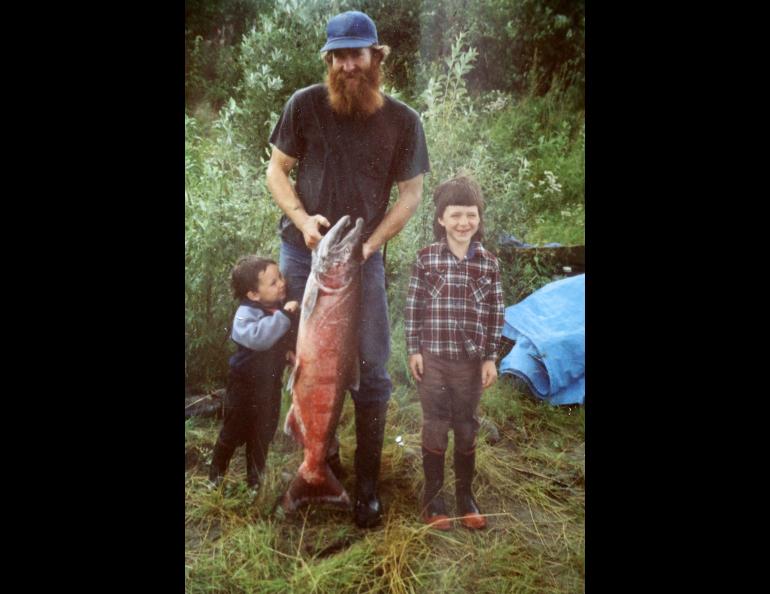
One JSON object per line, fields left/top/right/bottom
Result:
{"left": 208, "top": 256, "right": 299, "bottom": 491}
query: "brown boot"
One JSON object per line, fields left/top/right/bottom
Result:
{"left": 421, "top": 447, "right": 451, "bottom": 531}
{"left": 421, "top": 498, "right": 451, "bottom": 531}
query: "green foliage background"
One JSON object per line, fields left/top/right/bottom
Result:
{"left": 185, "top": 0, "right": 585, "bottom": 392}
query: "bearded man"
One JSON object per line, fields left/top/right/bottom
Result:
{"left": 266, "top": 10, "right": 430, "bottom": 528}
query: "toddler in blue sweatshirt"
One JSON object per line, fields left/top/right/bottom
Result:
{"left": 208, "top": 256, "right": 299, "bottom": 490}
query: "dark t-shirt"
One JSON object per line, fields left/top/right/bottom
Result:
{"left": 269, "top": 83, "right": 430, "bottom": 246}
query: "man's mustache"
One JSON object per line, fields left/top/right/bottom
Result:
{"left": 325, "top": 60, "right": 383, "bottom": 117}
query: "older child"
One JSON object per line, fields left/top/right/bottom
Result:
{"left": 405, "top": 175, "right": 504, "bottom": 530}
{"left": 208, "top": 256, "right": 299, "bottom": 491}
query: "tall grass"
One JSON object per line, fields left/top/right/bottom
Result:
{"left": 185, "top": 7, "right": 585, "bottom": 591}
{"left": 186, "top": 377, "right": 584, "bottom": 593}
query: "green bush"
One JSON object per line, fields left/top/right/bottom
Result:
{"left": 485, "top": 73, "right": 585, "bottom": 243}
{"left": 387, "top": 34, "right": 490, "bottom": 320}
{"left": 186, "top": 36, "right": 242, "bottom": 111}
{"left": 232, "top": 0, "right": 332, "bottom": 155}
{"left": 185, "top": 18, "right": 584, "bottom": 390}
{"left": 418, "top": 0, "right": 585, "bottom": 101}
{"left": 185, "top": 107, "right": 282, "bottom": 391}
{"left": 185, "top": 0, "right": 275, "bottom": 110}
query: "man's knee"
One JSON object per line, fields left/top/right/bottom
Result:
{"left": 351, "top": 379, "right": 391, "bottom": 406}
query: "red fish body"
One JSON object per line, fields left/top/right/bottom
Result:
{"left": 282, "top": 216, "right": 364, "bottom": 512}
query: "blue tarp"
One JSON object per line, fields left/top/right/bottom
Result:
{"left": 497, "top": 233, "right": 562, "bottom": 249}
{"left": 499, "top": 274, "right": 585, "bottom": 405}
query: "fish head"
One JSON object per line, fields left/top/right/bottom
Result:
{"left": 311, "top": 215, "right": 364, "bottom": 288}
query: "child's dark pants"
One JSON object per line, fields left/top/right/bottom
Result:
{"left": 418, "top": 351, "right": 482, "bottom": 456}
{"left": 209, "top": 374, "right": 282, "bottom": 488}
{"left": 418, "top": 351, "right": 486, "bottom": 527}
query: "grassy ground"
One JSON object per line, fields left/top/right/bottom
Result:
{"left": 185, "top": 376, "right": 584, "bottom": 593}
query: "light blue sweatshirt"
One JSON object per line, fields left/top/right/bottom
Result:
{"left": 231, "top": 301, "right": 291, "bottom": 352}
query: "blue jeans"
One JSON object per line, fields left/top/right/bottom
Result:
{"left": 280, "top": 240, "right": 392, "bottom": 406}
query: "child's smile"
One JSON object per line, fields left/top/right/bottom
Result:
{"left": 438, "top": 205, "right": 480, "bottom": 247}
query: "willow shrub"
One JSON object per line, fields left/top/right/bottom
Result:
{"left": 185, "top": 34, "right": 584, "bottom": 391}
{"left": 231, "top": 0, "right": 330, "bottom": 155}
{"left": 185, "top": 107, "right": 282, "bottom": 391}
{"left": 186, "top": 0, "right": 333, "bottom": 391}
{"left": 387, "top": 35, "right": 554, "bottom": 317}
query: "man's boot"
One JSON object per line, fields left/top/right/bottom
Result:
{"left": 326, "top": 435, "right": 347, "bottom": 480}
{"left": 421, "top": 447, "right": 451, "bottom": 530}
{"left": 208, "top": 438, "right": 235, "bottom": 488}
{"left": 353, "top": 401, "right": 388, "bottom": 528}
{"left": 454, "top": 449, "right": 487, "bottom": 529}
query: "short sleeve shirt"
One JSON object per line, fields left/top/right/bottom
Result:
{"left": 269, "top": 84, "right": 430, "bottom": 246}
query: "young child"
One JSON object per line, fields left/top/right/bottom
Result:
{"left": 208, "top": 256, "right": 299, "bottom": 491}
{"left": 405, "top": 175, "right": 504, "bottom": 530}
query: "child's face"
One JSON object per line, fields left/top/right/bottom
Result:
{"left": 438, "top": 205, "right": 480, "bottom": 246}
{"left": 247, "top": 264, "right": 286, "bottom": 307}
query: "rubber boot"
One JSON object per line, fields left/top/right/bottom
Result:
{"left": 421, "top": 447, "right": 451, "bottom": 530}
{"left": 352, "top": 401, "right": 388, "bottom": 528}
{"left": 454, "top": 450, "right": 486, "bottom": 529}
{"left": 208, "top": 438, "right": 235, "bottom": 488}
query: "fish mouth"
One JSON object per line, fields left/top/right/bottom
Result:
{"left": 303, "top": 216, "right": 364, "bottom": 320}
{"left": 316, "top": 215, "right": 364, "bottom": 263}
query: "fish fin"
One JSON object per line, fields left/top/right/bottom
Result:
{"left": 286, "top": 361, "right": 299, "bottom": 393}
{"left": 302, "top": 283, "right": 319, "bottom": 322}
{"left": 283, "top": 405, "right": 304, "bottom": 447}
{"left": 281, "top": 463, "right": 351, "bottom": 512}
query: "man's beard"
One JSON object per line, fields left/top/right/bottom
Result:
{"left": 325, "top": 61, "right": 384, "bottom": 118}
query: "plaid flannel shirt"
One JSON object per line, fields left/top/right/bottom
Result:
{"left": 405, "top": 241, "right": 504, "bottom": 361}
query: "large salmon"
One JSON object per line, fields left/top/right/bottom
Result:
{"left": 282, "top": 215, "right": 364, "bottom": 512}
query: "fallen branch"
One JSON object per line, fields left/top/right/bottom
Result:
{"left": 510, "top": 465, "right": 572, "bottom": 488}
{"left": 185, "top": 389, "right": 226, "bottom": 419}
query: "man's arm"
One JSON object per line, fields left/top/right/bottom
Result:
{"left": 265, "top": 146, "right": 330, "bottom": 250}
{"left": 362, "top": 173, "right": 424, "bottom": 260}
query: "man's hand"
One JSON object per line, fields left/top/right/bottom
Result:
{"left": 362, "top": 242, "right": 375, "bottom": 261}
{"left": 409, "top": 353, "right": 424, "bottom": 382}
{"left": 283, "top": 300, "right": 299, "bottom": 314}
{"left": 300, "top": 215, "right": 331, "bottom": 250}
{"left": 481, "top": 360, "right": 498, "bottom": 389}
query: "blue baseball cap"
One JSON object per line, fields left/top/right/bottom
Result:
{"left": 320, "top": 11, "right": 378, "bottom": 53}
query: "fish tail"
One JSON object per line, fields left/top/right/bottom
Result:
{"left": 281, "top": 463, "right": 351, "bottom": 512}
